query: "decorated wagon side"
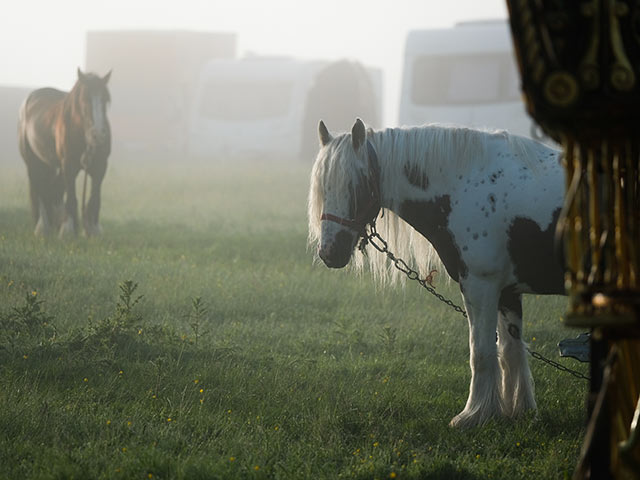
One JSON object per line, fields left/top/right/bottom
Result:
{"left": 187, "top": 56, "right": 382, "bottom": 162}
{"left": 399, "top": 20, "right": 545, "bottom": 141}
{"left": 85, "top": 30, "right": 237, "bottom": 160}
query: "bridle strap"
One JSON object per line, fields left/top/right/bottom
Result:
{"left": 320, "top": 212, "right": 360, "bottom": 230}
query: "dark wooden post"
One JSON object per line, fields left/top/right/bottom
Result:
{"left": 506, "top": 2, "right": 640, "bottom": 478}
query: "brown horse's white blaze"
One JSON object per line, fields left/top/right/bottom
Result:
{"left": 308, "top": 119, "right": 566, "bottom": 428}
{"left": 18, "top": 68, "right": 111, "bottom": 238}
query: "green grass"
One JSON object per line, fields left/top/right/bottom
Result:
{"left": 0, "top": 159, "right": 587, "bottom": 479}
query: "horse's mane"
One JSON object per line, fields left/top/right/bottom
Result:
{"left": 308, "top": 123, "right": 552, "bottom": 284}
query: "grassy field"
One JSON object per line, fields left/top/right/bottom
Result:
{"left": 0, "top": 159, "right": 587, "bottom": 479}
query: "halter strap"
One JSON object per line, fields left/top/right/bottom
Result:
{"left": 320, "top": 140, "right": 381, "bottom": 234}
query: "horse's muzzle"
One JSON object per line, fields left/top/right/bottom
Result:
{"left": 318, "top": 230, "right": 356, "bottom": 268}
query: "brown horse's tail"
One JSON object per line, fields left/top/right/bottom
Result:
{"left": 81, "top": 166, "right": 88, "bottom": 225}
{"left": 18, "top": 102, "right": 41, "bottom": 224}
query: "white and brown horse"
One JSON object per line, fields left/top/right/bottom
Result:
{"left": 18, "top": 68, "right": 111, "bottom": 237}
{"left": 308, "top": 119, "right": 565, "bottom": 428}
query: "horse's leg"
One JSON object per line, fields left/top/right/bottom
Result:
{"left": 28, "top": 163, "right": 58, "bottom": 237}
{"left": 19, "top": 135, "right": 50, "bottom": 236}
{"left": 84, "top": 158, "right": 107, "bottom": 236}
{"left": 497, "top": 288, "right": 536, "bottom": 418}
{"left": 59, "top": 162, "right": 79, "bottom": 237}
{"left": 450, "top": 274, "right": 505, "bottom": 428}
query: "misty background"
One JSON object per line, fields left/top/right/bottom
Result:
{"left": 0, "top": 0, "right": 512, "bottom": 164}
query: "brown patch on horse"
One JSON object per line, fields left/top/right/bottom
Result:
{"left": 399, "top": 195, "right": 468, "bottom": 282}
{"left": 507, "top": 208, "right": 565, "bottom": 294}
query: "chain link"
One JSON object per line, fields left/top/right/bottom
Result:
{"left": 527, "top": 349, "right": 590, "bottom": 380}
{"left": 363, "top": 221, "right": 590, "bottom": 382}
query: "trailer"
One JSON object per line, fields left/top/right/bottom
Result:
{"left": 187, "top": 56, "right": 382, "bottom": 162}
{"left": 399, "top": 20, "right": 542, "bottom": 140}
{"left": 0, "top": 85, "right": 31, "bottom": 165}
{"left": 85, "top": 30, "right": 237, "bottom": 159}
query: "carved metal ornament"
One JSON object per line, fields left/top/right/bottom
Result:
{"left": 509, "top": 0, "right": 640, "bottom": 143}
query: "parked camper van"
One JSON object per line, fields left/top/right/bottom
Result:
{"left": 187, "top": 57, "right": 382, "bottom": 162}
{"left": 399, "top": 20, "right": 541, "bottom": 140}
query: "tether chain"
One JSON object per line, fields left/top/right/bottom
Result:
{"left": 362, "top": 221, "right": 590, "bottom": 382}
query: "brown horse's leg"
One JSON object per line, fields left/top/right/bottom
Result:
{"left": 59, "top": 163, "right": 80, "bottom": 237}
{"left": 84, "top": 156, "right": 107, "bottom": 236}
{"left": 19, "top": 134, "right": 44, "bottom": 227}
{"left": 21, "top": 153, "right": 60, "bottom": 236}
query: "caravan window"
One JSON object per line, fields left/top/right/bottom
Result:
{"left": 199, "top": 80, "right": 294, "bottom": 120}
{"left": 411, "top": 53, "right": 520, "bottom": 105}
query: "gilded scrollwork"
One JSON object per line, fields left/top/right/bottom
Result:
{"left": 609, "top": 0, "right": 637, "bottom": 91}
{"left": 580, "top": 0, "right": 601, "bottom": 90}
{"left": 544, "top": 71, "right": 580, "bottom": 107}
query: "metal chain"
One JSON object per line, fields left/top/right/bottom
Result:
{"left": 527, "top": 349, "right": 590, "bottom": 381}
{"left": 364, "top": 224, "right": 468, "bottom": 317}
{"left": 363, "top": 221, "right": 590, "bottom": 382}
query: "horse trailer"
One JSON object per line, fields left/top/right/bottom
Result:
{"left": 398, "top": 20, "right": 543, "bottom": 141}
{"left": 0, "top": 86, "right": 31, "bottom": 165}
{"left": 85, "top": 30, "right": 237, "bottom": 160}
{"left": 187, "top": 57, "right": 382, "bottom": 162}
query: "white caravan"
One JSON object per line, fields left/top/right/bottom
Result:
{"left": 399, "top": 20, "right": 544, "bottom": 140}
{"left": 188, "top": 57, "right": 382, "bottom": 162}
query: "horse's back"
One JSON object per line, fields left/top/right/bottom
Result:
{"left": 21, "top": 88, "right": 66, "bottom": 119}
{"left": 18, "top": 88, "right": 67, "bottom": 167}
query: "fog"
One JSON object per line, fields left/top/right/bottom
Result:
{"left": 1, "top": 0, "right": 506, "bottom": 121}
{"left": 0, "top": 0, "right": 510, "bottom": 164}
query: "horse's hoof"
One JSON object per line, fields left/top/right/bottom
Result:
{"left": 34, "top": 224, "right": 46, "bottom": 237}
{"left": 449, "top": 412, "right": 476, "bottom": 429}
{"left": 58, "top": 219, "right": 76, "bottom": 238}
{"left": 84, "top": 224, "right": 102, "bottom": 237}
{"left": 449, "top": 407, "right": 501, "bottom": 429}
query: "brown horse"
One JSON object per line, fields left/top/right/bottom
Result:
{"left": 18, "top": 68, "right": 111, "bottom": 237}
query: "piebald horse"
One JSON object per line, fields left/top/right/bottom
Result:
{"left": 308, "top": 119, "right": 565, "bottom": 428}
{"left": 18, "top": 68, "right": 111, "bottom": 237}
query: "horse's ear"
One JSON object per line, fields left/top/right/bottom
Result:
{"left": 351, "top": 118, "right": 366, "bottom": 151}
{"left": 318, "top": 120, "right": 332, "bottom": 146}
{"left": 102, "top": 70, "right": 112, "bottom": 84}
{"left": 77, "top": 67, "right": 86, "bottom": 82}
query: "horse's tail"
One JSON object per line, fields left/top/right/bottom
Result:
{"left": 17, "top": 98, "right": 28, "bottom": 158}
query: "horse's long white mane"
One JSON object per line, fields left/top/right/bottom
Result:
{"left": 308, "top": 123, "right": 546, "bottom": 284}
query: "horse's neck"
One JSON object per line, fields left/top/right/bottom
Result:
{"left": 372, "top": 127, "right": 459, "bottom": 210}
{"left": 62, "top": 88, "right": 84, "bottom": 125}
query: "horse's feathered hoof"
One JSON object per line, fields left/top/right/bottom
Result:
{"left": 58, "top": 218, "right": 77, "bottom": 238}
{"left": 84, "top": 223, "right": 102, "bottom": 237}
{"left": 449, "top": 396, "right": 506, "bottom": 428}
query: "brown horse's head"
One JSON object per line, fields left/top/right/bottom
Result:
{"left": 71, "top": 68, "right": 112, "bottom": 146}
